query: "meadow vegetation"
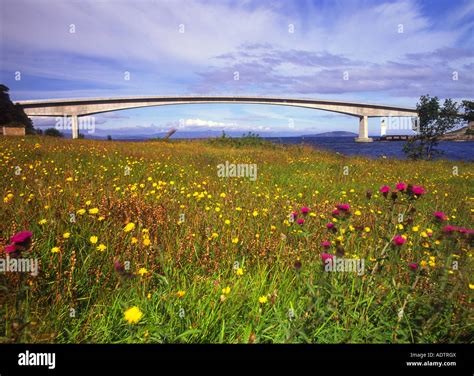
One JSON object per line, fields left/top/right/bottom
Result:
{"left": 0, "top": 136, "right": 473, "bottom": 343}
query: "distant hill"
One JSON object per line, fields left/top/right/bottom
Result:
{"left": 301, "top": 131, "right": 358, "bottom": 138}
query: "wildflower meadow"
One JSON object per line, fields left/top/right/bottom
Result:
{"left": 1, "top": 136, "right": 473, "bottom": 343}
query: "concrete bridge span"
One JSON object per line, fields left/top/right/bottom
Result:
{"left": 16, "top": 96, "right": 418, "bottom": 141}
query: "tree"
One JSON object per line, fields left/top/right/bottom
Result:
{"left": 403, "top": 95, "right": 462, "bottom": 160}
{"left": 107, "top": 135, "right": 112, "bottom": 141}
{"left": 461, "top": 100, "right": 474, "bottom": 122}
{"left": 44, "top": 128, "right": 64, "bottom": 137}
{"left": 0, "top": 84, "right": 35, "bottom": 134}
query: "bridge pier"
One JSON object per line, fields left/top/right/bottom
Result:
{"left": 355, "top": 115, "right": 373, "bottom": 143}
{"left": 71, "top": 115, "right": 78, "bottom": 139}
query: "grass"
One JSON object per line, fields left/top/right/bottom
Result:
{"left": 0, "top": 136, "right": 473, "bottom": 343}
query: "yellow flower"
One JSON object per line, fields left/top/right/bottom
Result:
{"left": 77, "top": 209, "right": 86, "bottom": 215}
{"left": 88, "top": 207, "right": 99, "bottom": 214}
{"left": 364, "top": 227, "right": 371, "bottom": 233}
{"left": 220, "top": 193, "right": 226, "bottom": 198}
{"left": 420, "top": 231, "right": 428, "bottom": 238}
{"left": 224, "top": 219, "right": 231, "bottom": 225}
{"left": 236, "top": 207, "right": 242, "bottom": 211}
{"left": 66, "top": 177, "right": 73, "bottom": 182}
{"left": 96, "top": 243, "right": 107, "bottom": 252}
{"left": 412, "top": 226, "right": 419, "bottom": 232}
{"left": 252, "top": 210, "right": 259, "bottom": 217}
{"left": 215, "top": 207, "right": 221, "bottom": 212}
{"left": 51, "top": 246, "right": 60, "bottom": 253}
{"left": 143, "top": 238, "right": 151, "bottom": 246}
{"left": 354, "top": 210, "right": 361, "bottom": 216}
{"left": 177, "top": 290, "right": 186, "bottom": 298}
{"left": 63, "top": 232, "right": 71, "bottom": 239}
{"left": 124, "top": 306, "right": 143, "bottom": 324}
{"left": 469, "top": 284, "right": 474, "bottom": 290}
{"left": 222, "top": 286, "right": 231, "bottom": 295}
{"left": 98, "top": 216, "right": 105, "bottom": 221}
{"left": 138, "top": 268, "right": 148, "bottom": 276}
{"left": 232, "top": 237, "right": 239, "bottom": 244}
{"left": 270, "top": 225, "right": 276, "bottom": 231}
{"left": 85, "top": 200, "right": 91, "bottom": 206}
{"left": 123, "top": 222, "right": 135, "bottom": 232}
{"left": 236, "top": 268, "right": 244, "bottom": 276}
{"left": 90, "top": 236, "right": 98, "bottom": 244}
{"left": 258, "top": 296, "right": 268, "bottom": 304}
{"left": 38, "top": 219, "right": 47, "bottom": 225}
{"left": 397, "top": 224, "right": 404, "bottom": 230}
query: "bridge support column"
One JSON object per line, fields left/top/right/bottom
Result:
{"left": 355, "top": 115, "right": 373, "bottom": 142}
{"left": 71, "top": 115, "right": 79, "bottom": 139}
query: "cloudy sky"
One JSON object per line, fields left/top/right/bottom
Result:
{"left": 1, "top": 0, "right": 473, "bottom": 137}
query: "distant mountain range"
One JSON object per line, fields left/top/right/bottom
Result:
{"left": 300, "top": 131, "right": 358, "bottom": 138}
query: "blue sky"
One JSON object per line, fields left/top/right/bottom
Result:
{"left": 1, "top": 0, "right": 473, "bottom": 137}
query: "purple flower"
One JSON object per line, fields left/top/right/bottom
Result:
{"left": 321, "top": 241, "right": 331, "bottom": 249}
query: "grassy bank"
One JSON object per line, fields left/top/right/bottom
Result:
{"left": 1, "top": 136, "right": 473, "bottom": 343}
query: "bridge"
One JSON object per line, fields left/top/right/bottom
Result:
{"left": 16, "top": 96, "right": 418, "bottom": 141}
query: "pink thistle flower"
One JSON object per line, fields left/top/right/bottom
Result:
{"left": 5, "top": 244, "right": 18, "bottom": 254}
{"left": 392, "top": 235, "right": 407, "bottom": 246}
{"left": 336, "top": 204, "right": 350, "bottom": 212}
{"left": 321, "top": 253, "right": 334, "bottom": 263}
{"left": 396, "top": 182, "right": 407, "bottom": 191}
{"left": 410, "top": 185, "right": 426, "bottom": 196}
{"left": 301, "top": 207, "right": 310, "bottom": 215}
{"left": 321, "top": 241, "right": 331, "bottom": 249}
{"left": 326, "top": 222, "right": 335, "bottom": 229}
{"left": 332, "top": 209, "right": 340, "bottom": 217}
{"left": 297, "top": 219, "right": 305, "bottom": 225}
{"left": 433, "top": 212, "right": 448, "bottom": 222}
{"left": 10, "top": 231, "right": 33, "bottom": 244}
{"left": 408, "top": 263, "right": 418, "bottom": 271}
{"left": 442, "top": 225, "right": 457, "bottom": 234}
{"left": 379, "top": 185, "right": 390, "bottom": 198}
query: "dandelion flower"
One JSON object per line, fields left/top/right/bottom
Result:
{"left": 124, "top": 306, "right": 143, "bottom": 324}
{"left": 138, "top": 268, "right": 148, "bottom": 276}
{"left": 258, "top": 296, "right": 268, "bottom": 304}
{"left": 63, "top": 232, "right": 71, "bottom": 239}
{"left": 38, "top": 219, "right": 47, "bottom": 225}
{"left": 236, "top": 267, "right": 244, "bottom": 276}
{"left": 90, "top": 236, "right": 98, "bottom": 244}
{"left": 123, "top": 222, "right": 135, "bottom": 232}
{"left": 96, "top": 243, "right": 107, "bottom": 252}
{"left": 51, "top": 246, "right": 60, "bottom": 253}
{"left": 222, "top": 286, "right": 231, "bottom": 295}
{"left": 177, "top": 290, "right": 186, "bottom": 298}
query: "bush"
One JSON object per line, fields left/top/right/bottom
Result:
{"left": 207, "top": 131, "right": 272, "bottom": 148}
{"left": 44, "top": 128, "right": 64, "bottom": 137}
